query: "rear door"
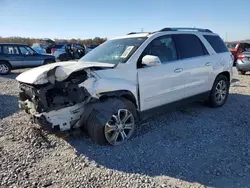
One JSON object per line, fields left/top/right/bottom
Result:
{"left": 172, "top": 34, "right": 213, "bottom": 97}
{"left": 2, "top": 45, "right": 24, "bottom": 68}
{"left": 18, "top": 46, "right": 43, "bottom": 67}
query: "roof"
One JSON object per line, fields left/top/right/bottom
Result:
{"left": 112, "top": 27, "right": 216, "bottom": 40}
{"left": 0, "top": 43, "right": 28, "bottom": 46}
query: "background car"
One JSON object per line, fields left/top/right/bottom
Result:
{"left": 31, "top": 38, "right": 55, "bottom": 54}
{"left": 226, "top": 42, "right": 250, "bottom": 63}
{"left": 31, "top": 43, "right": 48, "bottom": 54}
{"left": 52, "top": 43, "right": 86, "bottom": 61}
{"left": 236, "top": 48, "right": 250, "bottom": 75}
{"left": 85, "top": 44, "right": 99, "bottom": 54}
{"left": 0, "top": 43, "right": 55, "bottom": 75}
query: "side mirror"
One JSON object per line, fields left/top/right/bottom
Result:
{"left": 142, "top": 55, "right": 161, "bottom": 67}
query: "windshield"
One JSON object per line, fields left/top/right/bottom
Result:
{"left": 32, "top": 43, "right": 47, "bottom": 49}
{"left": 226, "top": 43, "right": 237, "bottom": 49}
{"left": 79, "top": 37, "right": 147, "bottom": 64}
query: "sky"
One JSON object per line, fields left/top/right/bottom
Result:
{"left": 0, "top": 0, "right": 250, "bottom": 41}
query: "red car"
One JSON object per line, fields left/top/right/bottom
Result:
{"left": 226, "top": 42, "right": 250, "bottom": 63}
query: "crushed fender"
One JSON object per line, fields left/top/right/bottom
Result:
{"left": 74, "top": 98, "right": 126, "bottom": 129}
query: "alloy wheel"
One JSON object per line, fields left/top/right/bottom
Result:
{"left": 215, "top": 80, "right": 227, "bottom": 104}
{"left": 104, "top": 109, "right": 135, "bottom": 146}
{"left": 0, "top": 64, "right": 9, "bottom": 74}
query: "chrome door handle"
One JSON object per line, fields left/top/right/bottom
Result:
{"left": 205, "top": 62, "right": 211, "bottom": 66}
{"left": 174, "top": 68, "right": 183, "bottom": 73}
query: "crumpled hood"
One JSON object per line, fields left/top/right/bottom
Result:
{"left": 16, "top": 61, "right": 115, "bottom": 85}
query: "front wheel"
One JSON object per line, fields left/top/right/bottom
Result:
{"left": 85, "top": 98, "right": 137, "bottom": 146}
{"left": 207, "top": 75, "right": 229, "bottom": 108}
{"left": 0, "top": 61, "right": 11, "bottom": 75}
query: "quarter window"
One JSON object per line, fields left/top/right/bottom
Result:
{"left": 3, "top": 46, "right": 20, "bottom": 55}
{"left": 173, "top": 34, "right": 208, "bottom": 59}
{"left": 203, "top": 35, "right": 228, "bottom": 53}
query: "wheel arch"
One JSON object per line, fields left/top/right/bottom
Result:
{"left": 99, "top": 90, "right": 138, "bottom": 109}
{"left": 217, "top": 71, "right": 230, "bottom": 82}
{"left": 0, "top": 60, "right": 12, "bottom": 68}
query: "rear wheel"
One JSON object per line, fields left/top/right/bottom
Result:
{"left": 85, "top": 98, "right": 137, "bottom": 146}
{"left": 0, "top": 61, "right": 11, "bottom": 75}
{"left": 207, "top": 75, "right": 229, "bottom": 108}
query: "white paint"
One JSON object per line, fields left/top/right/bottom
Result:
{"left": 39, "top": 102, "right": 85, "bottom": 131}
{"left": 18, "top": 29, "right": 233, "bottom": 130}
{"left": 141, "top": 55, "right": 162, "bottom": 66}
{"left": 16, "top": 60, "right": 115, "bottom": 85}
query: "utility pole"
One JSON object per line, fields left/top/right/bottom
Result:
{"left": 225, "top": 32, "right": 228, "bottom": 42}
{"left": 141, "top": 28, "right": 144, "bottom": 32}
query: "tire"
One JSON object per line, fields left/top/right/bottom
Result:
{"left": 238, "top": 70, "right": 246, "bottom": 75}
{"left": 207, "top": 75, "right": 229, "bottom": 108}
{"left": 85, "top": 98, "right": 138, "bottom": 146}
{"left": 43, "top": 59, "right": 55, "bottom": 65}
{"left": 57, "top": 53, "right": 72, "bottom": 62}
{"left": 0, "top": 61, "right": 11, "bottom": 75}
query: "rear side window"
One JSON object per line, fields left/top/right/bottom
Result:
{"left": 173, "top": 34, "right": 208, "bottom": 59}
{"left": 0, "top": 46, "right": 2, "bottom": 53}
{"left": 3, "top": 46, "right": 20, "bottom": 55}
{"left": 203, "top": 35, "right": 228, "bottom": 53}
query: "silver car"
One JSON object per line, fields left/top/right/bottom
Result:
{"left": 236, "top": 48, "right": 250, "bottom": 75}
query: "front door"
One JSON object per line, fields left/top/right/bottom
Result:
{"left": 137, "top": 35, "right": 188, "bottom": 111}
{"left": 18, "top": 46, "right": 42, "bottom": 67}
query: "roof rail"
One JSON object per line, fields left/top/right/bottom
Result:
{"left": 159, "top": 27, "right": 213, "bottom": 33}
{"left": 127, "top": 32, "right": 148, "bottom": 35}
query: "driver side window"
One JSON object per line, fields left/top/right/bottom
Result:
{"left": 137, "top": 35, "right": 178, "bottom": 68}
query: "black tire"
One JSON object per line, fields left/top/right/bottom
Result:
{"left": 207, "top": 75, "right": 229, "bottom": 108}
{"left": 85, "top": 98, "right": 137, "bottom": 145}
{"left": 238, "top": 70, "right": 246, "bottom": 75}
{"left": 57, "top": 53, "right": 72, "bottom": 62}
{"left": 43, "top": 59, "right": 55, "bottom": 65}
{"left": 0, "top": 61, "right": 11, "bottom": 75}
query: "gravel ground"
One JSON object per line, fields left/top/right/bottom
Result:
{"left": 1, "top": 68, "right": 250, "bottom": 188}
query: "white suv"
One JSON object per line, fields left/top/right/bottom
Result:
{"left": 16, "top": 28, "right": 233, "bottom": 146}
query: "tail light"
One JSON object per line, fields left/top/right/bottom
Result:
{"left": 51, "top": 48, "right": 56, "bottom": 54}
{"left": 238, "top": 55, "right": 246, "bottom": 60}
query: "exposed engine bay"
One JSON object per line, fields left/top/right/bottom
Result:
{"left": 19, "top": 71, "right": 89, "bottom": 113}
{"left": 18, "top": 69, "right": 96, "bottom": 131}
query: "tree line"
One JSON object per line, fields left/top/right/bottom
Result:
{"left": 0, "top": 36, "right": 107, "bottom": 46}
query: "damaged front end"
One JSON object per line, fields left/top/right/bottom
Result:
{"left": 18, "top": 68, "right": 98, "bottom": 131}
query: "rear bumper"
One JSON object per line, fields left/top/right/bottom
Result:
{"left": 236, "top": 60, "right": 250, "bottom": 71}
